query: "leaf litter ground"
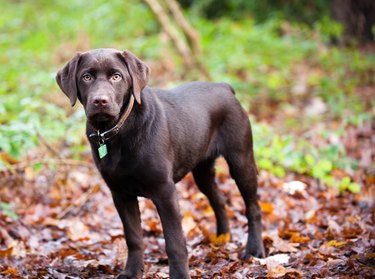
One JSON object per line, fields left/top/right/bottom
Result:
{"left": 0, "top": 155, "right": 373, "bottom": 278}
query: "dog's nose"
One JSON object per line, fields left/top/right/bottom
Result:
{"left": 92, "top": 95, "right": 109, "bottom": 107}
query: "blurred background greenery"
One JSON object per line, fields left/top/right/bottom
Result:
{"left": 0, "top": 0, "right": 374, "bottom": 193}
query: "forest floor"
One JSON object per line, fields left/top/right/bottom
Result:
{"left": 0, "top": 148, "right": 374, "bottom": 278}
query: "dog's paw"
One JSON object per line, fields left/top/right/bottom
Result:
{"left": 242, "top": 245, "right": 266, "bottom": 260}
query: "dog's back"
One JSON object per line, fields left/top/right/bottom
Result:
{"left": 151, "top": 81, "right": 252, "bottom": 182}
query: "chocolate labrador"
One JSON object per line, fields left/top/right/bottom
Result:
{"left": 56, "top": 48, "right": 265, "bottom": 279}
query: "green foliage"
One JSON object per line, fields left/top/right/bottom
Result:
{"left": 196, "top": 17, "right": 310, "bottom": 101}
{"left": 314, "top": 16, "right": 344, "bottom": 42}
{"left": 252, "top": 121, "right": 361, "bottom": 192}
{"left": 196, "top": 15, "right": 374, "bottom": 110}
{"left": 1, "top": 0, "right": 372, "bottom": 193}
{"left": 338, "top": 176, "right": 361, "bottom": 193}
{"left": 0, "top": 0, "right": 161, "bottom": 161}
{"left": 179, "top": 0, "right": 331, "bottom": 24}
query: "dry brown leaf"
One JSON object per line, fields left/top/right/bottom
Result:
{"left": 0, "top": 247, "right": 13, "bottom": 257}
{"left": 290, "top": 233, "right": 310, "bottom": 244}
{"left": 67, "top": 220, "right": 90, "bottom": 241}
{"left": 265, "top": 233, "right": 299, "bottom": 253}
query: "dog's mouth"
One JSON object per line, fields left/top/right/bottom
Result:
{"left": 87, "top": 111, "right": 120, "bottom": 129}
{"left": 91, "top": 112, "right": 114, "bottom": 122}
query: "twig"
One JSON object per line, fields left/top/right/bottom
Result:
{"left": 57, "top": 183, "right": 100, "bottom": 219}
{"left": 36, "top": 129, "right": 62, "bottom": 159}
{"left": 2, "top": 158, "right": 92, "bottom": 174}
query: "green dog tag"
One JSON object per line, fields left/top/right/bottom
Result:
{"left": 98, "top": 143, "right": 108, "bottom": 159}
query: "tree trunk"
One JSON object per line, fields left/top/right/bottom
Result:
{"left": 331, "top": 0, "right": 375, "bottom": 43}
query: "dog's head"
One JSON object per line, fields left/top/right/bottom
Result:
{"left": 56, "top": 48, "right": 149, "bottom": 128}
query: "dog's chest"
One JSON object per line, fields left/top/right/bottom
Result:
{"left": 99, "top": 164, "right": 140, "bottom": 195}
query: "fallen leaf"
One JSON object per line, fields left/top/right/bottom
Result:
{"left": 327, "top": 219, "right": 342, "bottom": 235}
{"left": 259, "top": 201, "right": 274, "bottom": 214}
{"left": 326, "top": 258, "right": 345, "bottom": 268}
{"left": 1, "top": 266, "right": 20, "bottom": 277}
{"left": 325, "top": 240, "right": 347, "bottom": 247}
{"left": 209, "top": 233, "right": 231, "bottom": 246}
{"left": 267, "top": 265, "right": 296, "bottom": 278}
{"left": 258, "top": 253, "right": 290, "bottom": 270}
{"left": 282, "top": 180, "right": 306, "bottom": 195}
{"left": 67, "top": 220, "right": 90, "bottom": 241}
{"left": 304, "top": 97, "right": 327, "bottom": 116}
{"left": 264, "top": 233, "right": 299, "bottom": 253}
{"left": 290, "top": 233, "right": 310, "bottom": 244}
{"left": 0, "top": 247, "right": 13, "bottom": 257}
{"left": 182, "top": 213, "right": 197, "bottom": 234}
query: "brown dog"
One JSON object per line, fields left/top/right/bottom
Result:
{"left": 56, "top": 48, "right": 265, "bottom": 279}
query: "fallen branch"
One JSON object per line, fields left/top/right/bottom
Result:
{"left": 165, "top": 0, "right": 201, "bottom": 56}
{"left": 57, "top": 183, "right": 100, "bottom": 219}
{"left": 1, "top": 158, "right": 92, "bottom": 175}
{"left": 36, "top": 129, "right": 62, "bottom": 159}
{"left": 143, "top": 0, "right": 193, "bottom": 68}
{"left": 142, "top": 0, "right": 211, "bottom": 79}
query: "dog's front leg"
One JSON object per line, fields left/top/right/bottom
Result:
{"left": 153, "top": 185, "right": 190, "bottom": 279}
{"left": 112, "top": 193, "right": 144, "bottom": 279}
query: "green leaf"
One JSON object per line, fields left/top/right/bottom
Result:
{"left": 0, "top": 202, "right": 18, "bottom": 220}
{"left": 273, "top": 165, "right": 286, "bottom": 177}
{"left": 32, "top": 162, "right": 44, "bottom": 173}
{"left": 348, "top": 183, "right": 361, "bottom": 194}
{"left": 258, "top": 158, "right": 273, "bottom": 170}
{"left": 322, "top": 175, "right": 335, "bottom": 187}
{"left": 319, "top": 160, "right": 333, "bottom": 172}
{"left": 340, "top": 176, "right": 351, "bottom": 187}
{"left": 305, "top": 154, "right": 315, "bottom": 166}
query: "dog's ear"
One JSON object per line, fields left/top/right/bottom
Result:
{"left": 56, "top": 53, "right": 81, "bottom": 106}
{"left": 121, "top": 50, "right": 150, "bottom": 105}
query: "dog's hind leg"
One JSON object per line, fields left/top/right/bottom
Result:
{"left": 224, "top": 150, "right": 265, "bottom": 258}
{"left": 192, "top": 158, "right": 230, "bottom": 237}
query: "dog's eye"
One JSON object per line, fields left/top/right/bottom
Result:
{"left": 111, "top": 73, "right": 122, "bottom": 81}
{"left": 82, "top": 74, "right": 92, "bottom": 82}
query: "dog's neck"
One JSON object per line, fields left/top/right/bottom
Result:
{"left": 87, "top": 94, "right": 135, "bottom": 144}
{"left": 86, "top": 88, "right": 155, "bottom": 148}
